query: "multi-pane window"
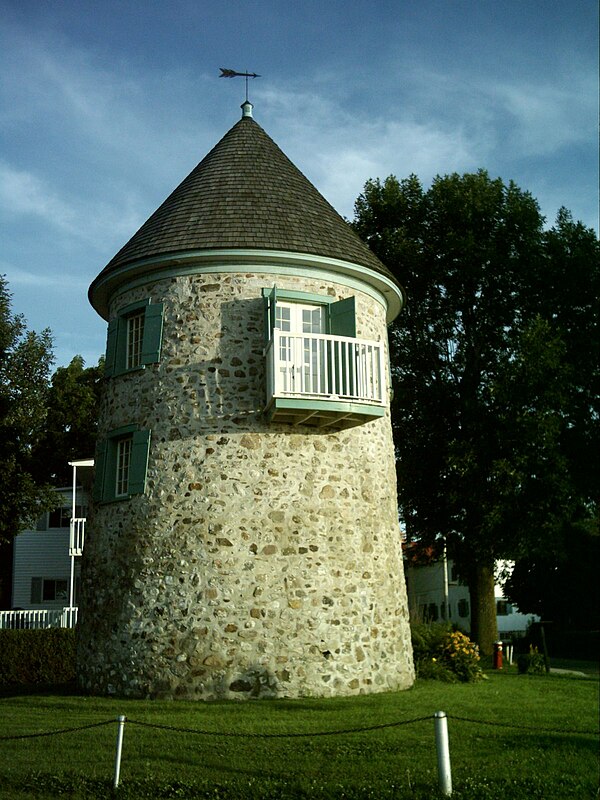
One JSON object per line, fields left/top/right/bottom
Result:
{"left": 105, "top": 300, "right": 163, "bottom": 377}
{"left": 302, "top": 307, "right": 325, "bottom": 333}
{"left": 48, "top": 506, "right": 71, "bottom": 529}
{"left": 94, "top": 426, "right": 151, "bottom": 503}
{"left": 115, "top": 437, "right": 133, "bottom": 497}
{"left": 30, "top": 578, "right": 68, "bottom": 604}
{"left": 126, "top": 311, "right": 145, "bottom": 370}
{"left": 274, "top": 305, "right": 291, "bottom": 331}
{"left": 274, "top": 302, "right": 326, "bottom": 394}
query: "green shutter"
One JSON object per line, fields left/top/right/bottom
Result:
{"left": 141, "top": 303, "right": 164, "bottom": 365}
{"left": 114, "top": 316, "right": 128, "bottom": 374}
{"left": 329, "top": 297, "right": 356, "bottom": 337}
{"left": 128, "top": 429, "right": 151, "bottom": 495}
{"left": 104, "top": 319, "right": 118, "bottom": 377}
{"left": 262, "top": 287, "right": 278, "bottom": 341}
{"left": 36, "top": 514, "right": 47, "bottom": 531}
{"left": 31, "top": 577, "right": 42, "bottom": 604}
{"left": 93, "top": 440, "right": 108, "bottom": 502}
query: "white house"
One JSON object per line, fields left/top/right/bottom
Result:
{"left": 403, "top": 555, "right": 538, "bottom": 641}
{"left": 0, "top": 459, "right": 92, "bottom": 629}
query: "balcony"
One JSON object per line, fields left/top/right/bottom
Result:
{"left": 69, "top": 517, "right": 86, "bottom": 557}
{"left": 265, "top": 329, "right": 387, "bottom": 428}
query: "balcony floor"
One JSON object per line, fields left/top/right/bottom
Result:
{"left": 265, "top": 397, "right": 386, "bottom": 429}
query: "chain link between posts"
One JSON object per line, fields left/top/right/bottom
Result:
{"left": 0, "top": 714, "right": 597, "bottom": 742}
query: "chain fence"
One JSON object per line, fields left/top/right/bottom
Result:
{"left": 2, "top": 712, "right": 595, "bottom": 742}
{"left": 1, "top": 711, "right": 598, "bottom": 797}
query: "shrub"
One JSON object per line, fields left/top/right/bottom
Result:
{"left": 411, "top": 622, "right": 483, "bottom": 683}
{"left": 0, "top": 628, "right": 76, "bottom": 686}
{"left": 517, "top": 645, "right": 546, "bottom": 675}
{"left": 444, "top": 630, "right": 483, "bottom": 682}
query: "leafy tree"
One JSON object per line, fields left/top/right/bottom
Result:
{"left": 0, "top": 275, "right": 56, "bottom": 544}
{"left": 0, "top": 276, "right": 56, "bottom": 606}
{"left": 31, "top": 355, "right": 103, "bottom": 486}
{"left": 353, "top": 171, "right": 599, "bottom": 653}
{"left": 501, "top": 210, "right": 600, "bottom": 626}
{"left": 538, "top": 209, "right": 599, "bottom": 510}
{"left": 503, "top": 520, "right": 599, "bottom": 629}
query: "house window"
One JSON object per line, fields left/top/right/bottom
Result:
{"left": 458, "top": 599, "right": 470, "bottom": 618}
{"left": 263, "top": 287, "right": 356, "bottom": 339}
{"left": 496, "top": 600, "right": 513, "bottom": 616}
{"left": 31, "top": 578, "right": 68, "bottom": 604}
{"left": 105, "top": 299, "right": 163, "bottom": 377}
{"left": 93, "top": 425, "right": 151, "bottom": 503}
{"left": 126, "top": 310, "right": 145, "bottom": 369}
{"left": 48, "top": 506, "right": 71, "bottom": 529}
{"left": 39, "top": 502, "right": 87, "bottom": 531}
{"left": 115, "top": 436, "right": 133, "bottom": 497}
{"left": 272, "top": 301, "right": 328, "bottom": 394}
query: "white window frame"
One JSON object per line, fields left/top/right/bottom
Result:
{"left": 115, "top": 436, "right": 133, "bottom": 498}
{"left": 31, "top": 577, "right": 69, "bottom": 604}
{"left": 126, "top": 310, "right": 145, "bottom": 370}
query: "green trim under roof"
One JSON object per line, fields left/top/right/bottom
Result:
{"left": 90, "top": 249, "right": 405, "bottom": 322}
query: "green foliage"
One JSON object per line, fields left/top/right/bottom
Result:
{"left": 504, "top": 522, "right": 600, "bottom": 629}
{"left": 0, "top": 629, "right": 76, "bottom": 686}
{"left": 517, "top": 646, "right": 546, "bottom": 675}
{"left": 411, "top": 623, "right": 483, "bottom": 682}
{"left": 539, "top": 629, "right": 599, "bottom": 660}
{"left": 31, "top": 355, "right": 103, "bottom": 486}
{"left": 0, "top": 275, "right": 56, "bottom": 545}
{"left": 353, "top": 172, "right": 600, "bottom": 643}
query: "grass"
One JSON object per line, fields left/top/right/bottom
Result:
{"left": 0, "top": 667, "right": 598, "bottom": 799}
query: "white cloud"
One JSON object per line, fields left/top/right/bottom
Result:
{"left": 0, "top": 261, "right": 88, "bottom": 290}
{"left": 493, "top": 76, "right": 596, "bottom": 156}
{"left": 257, "top": 86, "right": 488, "bottom": 218}
{"left": 0, "top": 162, "right": 77, "bottom": 232}
{"left": 0, "top": 161, "right": 148, "bottom": 254}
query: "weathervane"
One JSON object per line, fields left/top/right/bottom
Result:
{"left": 219, "top": 68, "right": 261, "bottom": 102}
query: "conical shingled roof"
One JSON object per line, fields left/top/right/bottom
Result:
{"left": 93, "top": 113, "right": 397, "bottom": 286}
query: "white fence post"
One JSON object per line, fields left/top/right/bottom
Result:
{"left": 434, "top": 711, "right": 452, "bottom": 797}
{"left": 113, "top": 715, "right": 126, "bottom": 789}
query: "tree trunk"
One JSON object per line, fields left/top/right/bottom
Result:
{"left": 468, "top": 561, "right": 498, "bottom": 656}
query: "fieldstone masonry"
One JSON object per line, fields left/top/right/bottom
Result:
{"left": 77, "top": 271, "right": 415, "bottom": 698}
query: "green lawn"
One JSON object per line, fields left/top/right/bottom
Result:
{"left": 0, "top": 669, "right": 598, "bottom": 799}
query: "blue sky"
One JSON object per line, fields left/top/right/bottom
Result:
{"left": 1, "top": 0, "right": 598, "bottom": 368}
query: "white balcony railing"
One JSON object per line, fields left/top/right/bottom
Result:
{"left": 0, "top": 607, "right": 78, "bottom": 630}
{"left": 266, "top": 329, "right": 385, "bottom": 406}
{"left": 69, "top": 517, "right": 86, "bottom": 557}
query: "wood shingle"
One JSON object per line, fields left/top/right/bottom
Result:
{"left": 93, "top": 114, "right": 397, "bottom": 287}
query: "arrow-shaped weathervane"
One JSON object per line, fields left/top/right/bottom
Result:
{"left": 219, "top": 68, "right": 261, "bottom": 101}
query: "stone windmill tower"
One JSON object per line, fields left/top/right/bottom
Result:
{"left": 78, "top": 101, "right": 414, "bottom": 699}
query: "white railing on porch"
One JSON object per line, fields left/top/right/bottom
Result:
{"left": 0, "top": 607, "right": 78, "bottom": 630}
{"left": 266, "top": 329, "right": 385, "bottom": 405}
{"left": 69, "top": 517, "right": 86, "bottom": 556}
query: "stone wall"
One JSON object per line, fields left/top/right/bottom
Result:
{"left": 77, "top": 269, "right": 415, "bottom": 699}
